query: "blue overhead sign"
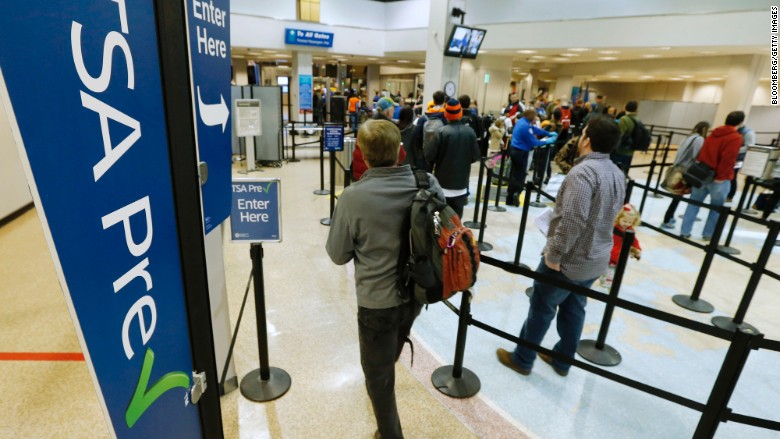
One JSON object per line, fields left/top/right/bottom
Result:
{"left": 299, "top": 74, "right": 313, "bottom": 112}
{"left": 188, "top": 0, "right": 232, "bottom": 235}
{"left": 0, "top": 1, "right": 202, "bottom": 437}
{"left": 285, "top": 28, "right": 334, "bottom": 48}
{"left": 323, "top": 124, "right": 345, "bottom": 152}
{"left": 230, "top": 179, "right": 282, "bottom": 243}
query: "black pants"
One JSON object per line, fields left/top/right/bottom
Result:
{"left": 532, "top": 147, "right": 552, "bottom": 185}
{"left": 610, "top": 152, "right": 634, "bottom": 175}
{"left": 507, "top": 148, "right": 530, "bottom": 204}
{"left": 446, "top": 193, "right": 468, "bottom": 218}
{"left": 358, "top": 301, "right": 422, "bottom": 439}
{"left": 728, "top": 167, "right": 741, "bottom": 200}
{"left": 664, "top": 198, "right": 681, "bottom": 224}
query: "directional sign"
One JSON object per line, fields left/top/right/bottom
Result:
{"left": 323, "top": 124, "right": 345, "bottom": 152}
{"left": 0, "top": 1, "right": 202, "bottom": 437}
{"left": 230, "top": 178, "right": 282, "bottom": 243}
{"left": 188, "top": 0, "right": 232, "bottom": 234}
{"left": 299, "top": 74, "right": 313, "bottom": 112}
{"left": 285, "top": 28, "right": 334, "bottom": 48}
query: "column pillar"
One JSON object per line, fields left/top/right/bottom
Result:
{"left": 291, "top": 51, "right": 313, "bottom": 122}
{"left": 713, "top": 55, "right": 766, "bottom": 124}
{"left": 553, "top": 75, "right": 573, "bottom": 102}
{"left": 232, "top": 59, "right": 248, "bottom": 85}
{"left": 423, "top": 0, "right": 465, "bottom": 104}
{"left": 366, "top": 64, "right": 380, "bottom": 103}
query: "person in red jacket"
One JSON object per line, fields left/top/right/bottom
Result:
{"left": 600, "top": 204, "right": 642, "bottom": 288}
{"left": 679, "top": 111, "right": 745, "bottom": 240}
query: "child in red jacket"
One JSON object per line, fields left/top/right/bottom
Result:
{"left": 600, "top": 204, "right": 642, "bottom": 288}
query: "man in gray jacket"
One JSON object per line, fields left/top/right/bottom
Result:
{"left": 326, "top": 119, "right": 444, "bottom": 439}
{"left": 424, "top": 98, "right": 480, "bottom": 217}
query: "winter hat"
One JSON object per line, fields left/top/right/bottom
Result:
{"left": 377, "top": 97, "right": 397, "bottom": 111}
{"left": 444, "top": 98, "right": 462, "bottom": 121}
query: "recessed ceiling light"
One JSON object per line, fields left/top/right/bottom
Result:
{"left": 599, "top": 50, "right": 621, "bottom": 54}
{"left": 699, "top": 51, "right": 717, "bottom": 55}
{"left": 560, "top": 53, "right": 579, "bottom": 57}
{"left": 599, "top": 57, "right": 618, "bottom": 61}
{"left": 397, "top": 60, "right": 410, "bottom": 63}
{"left": 656, "top": 46, "right": 672, "bottom": 50}
{"left": 669, "top": 78, "right": 682, "bottom": 81}
{"left": 517, "top": 50, "right": 537, "bottom": 54}
{"left": 638, "top": 75, "right": 655, "bottom": 80}
{"left": 679, "top": 75, "right": 693, "bottom": 79}
{"left": 608, "top": 75, "right": 620, "bottom": 79}
{"left": 709, "top": 77, "right": 724, "bottom": 81}
{"left": 551, "top": 57, "right": 569, "bottom": 62}
{"left": 276, "top": 54, "right": 291, "bottom": 58}
{"left": 263, "top": 50, "right": 277, "bottom": 54}
{"left": 539, "top": 68, "right": 551, "bottom": 72}
{"left": 367, "top": 57, "right": 378, "bottom": 61}
{"left": 530, "top": 55, "right": 546, "bottom": 59}
{"left": 642, "top": 54, "right": 661, "bottom": 58}
{"left": 569, "top": 48, "right": 590, "bottom": 52}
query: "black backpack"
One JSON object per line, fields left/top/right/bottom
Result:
{"left": 626, "top": 116, "right": 651, "bottom": 151}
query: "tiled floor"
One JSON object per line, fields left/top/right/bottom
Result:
{"left": 1, "top": 147, "right": 778, "bottom": 438}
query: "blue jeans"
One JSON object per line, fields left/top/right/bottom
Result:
{"left": 680, "top": 180, "right": 730, "bottom": 238}
{"left": 349, "top": 112, "right": 358, "bottom": 132}
{"left": 513, "top": 259, "right": 597, "bottom": 372}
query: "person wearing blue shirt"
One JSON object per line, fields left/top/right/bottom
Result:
{"left": 506, "top": 109, "right": 556, "bottom": 205}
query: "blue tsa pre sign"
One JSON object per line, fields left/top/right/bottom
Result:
{"left": 323, "top": 124, "right": 345, "bottom": 152}
{"left": 230, "top": 179, "right": 282, "bottom": 243}
{"left": 188, "top": 0, "right": 232, "bottom": 235}
{"left": 0, "top": 1, "right": 202, "bottom": 438}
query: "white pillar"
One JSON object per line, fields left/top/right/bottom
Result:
{"left": 232, "top": 59, "right": 248, "bottom": 85}
{"left": 366, "top": 65, "right": 380, "bottom": 103}
{"left": 291, "top": 51, "right": 313, "bottom": 122}
{"left": 423, "top": 0, "right": 465, "bottom": 105}
{"left": 553, "top": 76, "right": 573, "bottom": 102}
{"left": 713, "top": 55, "right": 765, "bottom": 124}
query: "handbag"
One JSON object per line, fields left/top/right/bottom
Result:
{"left": 661, "top": 164, "right": 691, "bottom": 195}
{"left": 683, "top": 161, "right": 715, "bottom": 188}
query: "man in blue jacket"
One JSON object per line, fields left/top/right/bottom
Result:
{"left": 506, "top": 109, "right": 556, "bottom": 206}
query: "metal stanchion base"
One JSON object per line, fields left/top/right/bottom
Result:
{"left": 431, "top": 366, "right": 481, "bottom": 398}
{"left": 711, "top": 316, "right": 759, "bottom": 333}
{"left": 463, "top": 221, "right": 483, "bottom": 229}
{"left": 320, "top": 218, "right": 331, "bottom": 226}
{"left": 577, "top": 340, "right": 622, "bottom": 366}
{"left": 776, "top": 240, "right": 780, "bottom": 247}
{"left": 478, "top": 241, "right": 493, "bottom": 252}
{"left": 529, "top": 201, "right": 547, "bottom": 208}
{"left": 678, "top": 215, "right": 702, "bottom": 222}
{"left": 487, "top": 205, "right": 506, "bottom": 212}
{"left": 525, "top": 286, "right": 533, "bottom": 298}
{"left": 289, "top": 158, "right": 301, "bottom": 163}
{"left": 743, "top": 209, "right": 759, "bottom": 215}
{"left": 717, "top": 245, "right": 741, "bottom": 255}
{"left": 672, "top": 295, "right": 714, "bottom": 313}
{"left": 313, "top": 189, "right": 330, "bottom": 195}
{"left": 240, "top": 367, "right": 291, "bottom": 402}
{"left": 650, "top": 193, "right": 663, "bottom": 199}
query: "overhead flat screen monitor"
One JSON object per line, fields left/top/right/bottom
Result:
{"left": 445, "top": 25, "right": 486, "bottom": 59}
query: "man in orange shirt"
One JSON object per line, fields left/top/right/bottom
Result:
{"left": 679, "top": 111, "right": 745, "bottom": 240}
{"left": 348, "top": 91, "right": 361, "bottom": 132}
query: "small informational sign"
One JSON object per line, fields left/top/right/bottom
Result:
{"left": 484, "top": 73, "right": 491, "bottom": 84}
{"left": 742, "top": 146, "right": 779, "bottom": 179}
{"left": 234, "top": 99, "right": 262, "bottom": 137}
{"left": 299, "top": 74, "right": 313, "bottom": 112}
{"left": 230, "top": 178, "right": 282, "bottom": 243}
{"left": 323, "top": 124, "right": 345, "bottom": 152}
{"left": 285, "top": 28, "right": 334, "bottom": 48}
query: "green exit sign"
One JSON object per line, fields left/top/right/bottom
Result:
{"left": 484, "top": 73, "right": 491, "bottom": 84}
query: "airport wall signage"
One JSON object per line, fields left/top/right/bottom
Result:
{"left": 285, "top": 28, "right": 334, "bottom": 48}
{"left": 0, "top": 1, "right": 203, "bottom": 437}
{"left": 188, "top": 0, "right": 232, "bottom": 235}
{"left": 323, "top": 124, "right": 345, "bottom": 152}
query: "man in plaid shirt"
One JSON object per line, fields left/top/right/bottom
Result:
{"left": 498, "top": 117, "right": 625, "bottom": 377}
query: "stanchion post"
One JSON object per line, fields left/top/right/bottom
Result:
{"left": 513, "top": 181, "right": 533, "bottom": 268}
{"left": 577, "top": 230, "right": 634, "bottom": 366}
{"left": 289, "top": 120, "right": 300, "bottom": 163}
{"left": 625, "top": 179, "right": 635, "bottom": 205}
{"left": 693, "top": 327, "right": 761, "bottom": 439}
{"left": 488, "top": 151, "right": 507, "bottom": 212}
{"left": 431, "top": 291, "right": 481, "bottom": 398}
{"left": 639, "top": 159, "right": 656, "bottom": 214}
{"left": 712, "top": 221, "right": 780, "bottom": 332}
{"left": 651, "top": 134, "right": 672, "bottom": 197}
{"left": 672, "top": 205, "right": 729, "bottom": 313}
{"left": 651, "top": 134, "right": 662, "bottom": 162}
{"left": 477, "top": 169, "right": 494, "bottom": 252}
{"left": 464, "top": 157, "right": 486, "bottom": 229}
{"left": 240, "top": 244, "right": 291, "bottom": 402}
{"left": 320, "top": 150, "right": 336, "bottom": 226}
{"left": 313, "top": 132, "right": 329, "bottom": 195}
{"left": 719, "top": 176, "right": 752, "bottom": 255}
{"left": 530, "top": 147, "right": 550, "bottom": 208}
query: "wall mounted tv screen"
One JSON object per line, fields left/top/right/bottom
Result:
{"left": 444, "top": 25, "right": 486, "bottom": 59}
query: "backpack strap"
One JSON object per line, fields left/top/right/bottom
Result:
{"left": 413, "top": 170, "right": 430, "bottom": 190}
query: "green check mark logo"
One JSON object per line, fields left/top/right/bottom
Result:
{"left": 125, "top": 348, "right": 190, "bottom": 428}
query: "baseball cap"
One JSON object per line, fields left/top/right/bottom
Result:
{"left": 377, "top": 97, "right": 397, "bottom": 111}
